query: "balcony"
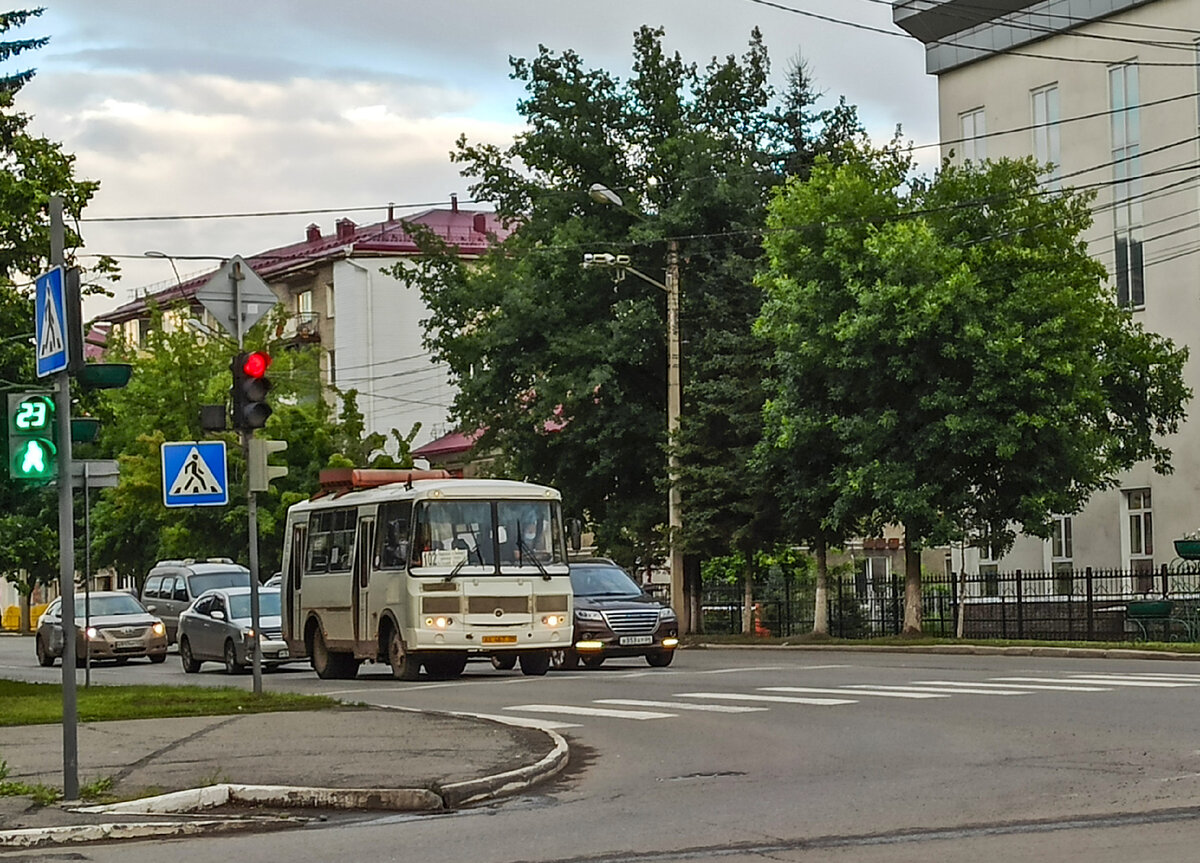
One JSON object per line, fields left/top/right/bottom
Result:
{"left": 282, "top": 311, "right": 321, "bottom": 345}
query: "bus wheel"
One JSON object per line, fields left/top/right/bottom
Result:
{"left": 387, "top": 627, "right": 422, "bottom": 681}
{"left": 519, "top": 652, "right": 550, "bottom": 676}
{"left": 311, "top": 628, "right": 338, "bottom": 679}
{"left": 490, "top": 654, "right": 517, "bottom": 671}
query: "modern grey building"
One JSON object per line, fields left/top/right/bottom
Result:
{"left": 894, "top": 0, "right": 1200, "bottom": 588}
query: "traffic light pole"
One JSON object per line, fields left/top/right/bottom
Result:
{"left": 232, "top": 262, "right": 264, "bottom": 695}
{"left": 51, "top": 197, "right": 79, "bottom": 800}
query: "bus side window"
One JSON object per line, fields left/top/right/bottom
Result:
{"left": 376, "top": 501, "right": 412, "bottom": 569}
{"left": 307, "top": 512, "right": 331, "bottom": 572}
{"left": 328, "top": 508, "right": 356, "bottom": 573}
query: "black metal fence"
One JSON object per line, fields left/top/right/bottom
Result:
{"left": 700, "top": 564, "right": 1200, "bottom": 642}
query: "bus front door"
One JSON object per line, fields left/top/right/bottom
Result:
{"left": 352, "top": 517, "right": 375, "bottom": 647}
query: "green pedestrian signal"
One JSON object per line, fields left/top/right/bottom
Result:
{"left": 7, "top": 393, "right": 56, "bottom": 480}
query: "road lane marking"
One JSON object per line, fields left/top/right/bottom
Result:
{"left": 504, "top": 704, "right": 677, "bottom": 720}
{"left": 997, "top": 676, "right": 1197, "bottom": 688}
{"left": 675, "top": 692, "right": 857, "bottom": 706}
{"left": 917, "top": 680, "right": 1112, "bottom": 692}
{"left": 1066, "top": 673, "right": 1200, "bottom": 682}
{"left": 842, "top": 684, "right": 1029, "bottom": 696}
{"left": 760, "top": 686, "right": 948, "bottom": 700}
{"left": 595, "top": 698, "right": 770, "bottom": 713}
{"left": 464, "top": 712, "right": 580, "bottom": 730}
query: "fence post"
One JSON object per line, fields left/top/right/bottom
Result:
{"left": 1085, "top": 566, "right": 1094, "bottom": 641}
{"left": 1161, "top": 562, "right": 1170, "bottom": 598}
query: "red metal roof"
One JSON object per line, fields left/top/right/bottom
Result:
{"left": 104, "top": 207, "right": 512, "bottom": 324}
{"left": 412, "top": 428, "right": 483, "bottom": 460}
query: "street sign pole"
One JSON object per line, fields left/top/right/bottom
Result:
{"left": 50, "top": 196, "right": 79, "bottom": 800}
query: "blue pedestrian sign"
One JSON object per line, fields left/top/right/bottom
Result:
{"left": 35, "top": 267, "right": 69, "bottom": 377}
{"left": 161, "top": 441, "right": 228, "bottom": 507}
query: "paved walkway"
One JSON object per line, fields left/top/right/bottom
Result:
{"left": 0, "top": 707, "right": 567, "bottom": 848}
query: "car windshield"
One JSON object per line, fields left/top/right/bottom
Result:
{"left": 570, "top": 565, "right": 643, "bottom": 598}
{"left": 228, "top": 592, "right": 281, "bottom": 620}
{"left": 189, "top": 570, "right": 250, "bottom": 594}
{"left": 87, "top": 595, "right": 147, "bottom": 616}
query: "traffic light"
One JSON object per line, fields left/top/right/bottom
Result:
{"left": 248, "top": 438, "right": 289, "bottom": 491}
{"left": 231, "top": 350, "right": 272, "bottom": 431}
{"left": 7, "top": 393, "right": 56, "bottom": 480}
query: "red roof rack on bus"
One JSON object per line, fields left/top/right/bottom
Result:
{"left": 314, "top": 468, "right": 453, "bottom": 499}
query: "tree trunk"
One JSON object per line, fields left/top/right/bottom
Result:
{"left": 812, "top": 537, "right": 829, "bottom": 636}
{"left": 902, "top": 525, "right": 923, "bottom": 637}
{"left": 742, "top": 569, "right": 754, "bottom": 635}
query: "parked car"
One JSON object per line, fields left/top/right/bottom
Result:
{"left": 35, "top": 592, "right": 168, "bottom": 667}
{"left": 177, "top": 586, "right": 289, "bottom": 674}
{"left": 549, "top": 558, "right": 678, "bottom": 669}
{"left": 140, "top": 559, "right": 251, "bottom": 644}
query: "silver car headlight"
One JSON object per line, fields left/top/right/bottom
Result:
{"left": 152, "top": 622, "right": 166, "bottom": 636}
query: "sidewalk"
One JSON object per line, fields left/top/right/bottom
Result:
{"left": 0, "top": 706, "right": 568, "bottom": 848}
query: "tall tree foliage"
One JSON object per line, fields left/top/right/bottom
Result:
{"left": 406, "top": 29, "right": 862, "bottom": 587}
{"left": 0, "top": 7, "right": 108, "bottom": 624}
{"left": 758, "top": 145, "right": 1190, "bottom": 634}
{"left": 89, "top": 311, "right": 418, "bottom": 583}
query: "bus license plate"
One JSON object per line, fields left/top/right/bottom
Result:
{"left": 482, "top": 635, "right": 518, "bottom": 645}
{"left": 619, "top": 636, "right": 653, "bottom": 646}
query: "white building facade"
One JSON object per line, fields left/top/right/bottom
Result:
{"left": 895, "top": 0, "right": 1200, "bottom": 585}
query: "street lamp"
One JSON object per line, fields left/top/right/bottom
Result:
{"left": 144, "top": 250, "right": 182, "bottom": 289}
{"left": 584, "top": 184, "right": 687, "bottom": 632}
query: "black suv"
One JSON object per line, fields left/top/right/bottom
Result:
{"left": 551, "top": 558, "right": 678, "bottom": 669}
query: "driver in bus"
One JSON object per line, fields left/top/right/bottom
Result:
{"left": 501, "top": 507, "right": 546, "bottom": 564}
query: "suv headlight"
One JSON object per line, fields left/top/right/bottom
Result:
{"left": 659, "top": 607, "right": 677, "bottom": 621}
{"left": 575, "top": 609, "right": 603, "bottom": 622}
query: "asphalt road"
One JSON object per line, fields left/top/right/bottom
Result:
{"left": 4, "top": 636, "right": 1200, "bottom": 861}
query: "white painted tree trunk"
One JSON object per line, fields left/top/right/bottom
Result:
{"left": 812, "top": 538, "right": 829, "bottom": 636}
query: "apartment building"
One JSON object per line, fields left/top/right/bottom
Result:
{"left": 894, "top": 0, "right": 1200, "bottom": 583}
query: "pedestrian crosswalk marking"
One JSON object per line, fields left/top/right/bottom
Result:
{"left": 505, "top": 704, "right": 676, "bottom": 720}
{"left": 595, "top": 699, "right": 769, "bottom": 713}
{"left": 921, "top": 680, "right": 1111, "bottom": 692}
{"left": 37, "top": 291, "right": 64, "bottom": 361}
{"left": 761, "top": 686, "right": 949, "bottom": 700}
{"left": 996, "top": 676, "right": 1197, "bottom": 688}
{"left": 676, "top": 692, "right": 857, "bottom": 706}
{"left": 844, "top": 684, "right": 1029, "bottom": 696}
{"left": 167, "top": 446, "right": 224, "bottom": 496}
{"left": 464, "top": 712, "right": 580, "bottom": 730}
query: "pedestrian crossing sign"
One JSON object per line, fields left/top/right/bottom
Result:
{"left": 35, "top": 267, "right": 69, "bottom": 377}
{"left": 161, "top": 441, "right": 228, "bottom": 507}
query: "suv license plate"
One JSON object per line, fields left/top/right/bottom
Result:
{"left": 619, "top": 635, "right": 653, "bottom": 646}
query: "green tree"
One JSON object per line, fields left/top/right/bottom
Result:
{"left": 0, "top": 8, "right": 110, "bottom": 629}
{"left": 407, "top": 29, "right": 862, "bottom": 621}
{"left": 758, "top": 147, "right": 1190, "bottom": 635}
{"left": 88, "top": 310, "right": 417, "bottom": 584}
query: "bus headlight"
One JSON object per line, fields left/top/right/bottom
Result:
{"left": 425, "top": 616, "right": 452, "bottom": 629}
{"left": 541, "top": 614, "right": 566, "bottom": 627}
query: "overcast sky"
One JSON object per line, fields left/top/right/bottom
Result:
{"left": 11, "top": 0, "right": 938, "bottom": 321}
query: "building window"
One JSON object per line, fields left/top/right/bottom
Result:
{"left": 1051, "top": 515, "right": 1072, "bottom": 594}
{"left": 1110, "top": 62, "right": 1143, "bottom": 308}
{"left": 1031, "top": 85, "right": 1060, "bottom": 191}
{"left": 1126, "top": 488, "right": 1154, "bottom": 592}
{"left": 960, "top": 107, "right": 986, "bottom": 162}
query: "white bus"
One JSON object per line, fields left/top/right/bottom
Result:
{"left": 281, "top": 468, "right": 573, "bottom": 680}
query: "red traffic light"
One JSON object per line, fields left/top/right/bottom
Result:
{"left": 242, "top": 351, "right": 271, "bottom": 378}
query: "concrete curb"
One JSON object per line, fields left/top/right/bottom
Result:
{"left": 689, "top": 642, "right": 1200, "bottom": 660}
{"left": 438, "top": 713, "right": 570, "bottom": 808}
{"left": 74, "top": 782, "right": 444, "bottom": 816}
{"left": 0, "top": 816, "right": 298, "bottom": 850}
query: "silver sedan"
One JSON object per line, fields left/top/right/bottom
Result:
{"left": 177, "top": 586, "right": 290, "bottom": 674}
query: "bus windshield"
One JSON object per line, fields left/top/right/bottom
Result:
{"left": 411, "top": 499, "right": 565, "bottom": 571}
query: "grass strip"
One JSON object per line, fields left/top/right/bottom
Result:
{"left": 0, "top": 679, "right": 339, "bottom": 727}
{"left": 682, "top": 633, "right": 1200, "bottom": 652}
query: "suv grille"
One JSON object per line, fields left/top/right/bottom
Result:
{"left": 602, "top": 609, "right": 660, "bottom": 635}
